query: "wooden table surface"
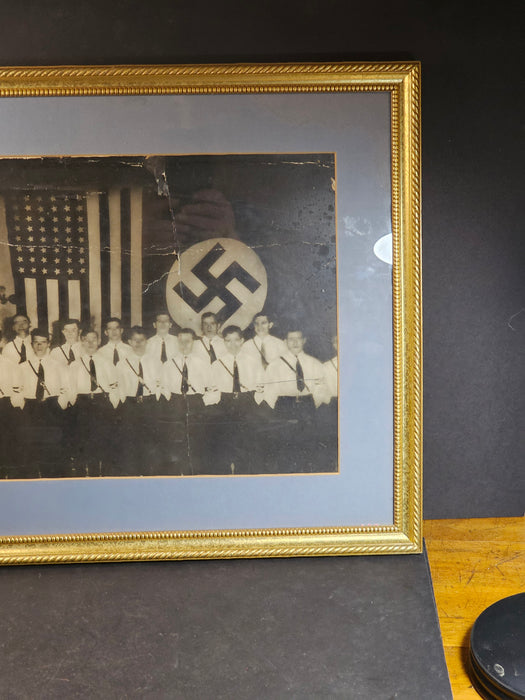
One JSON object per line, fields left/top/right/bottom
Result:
{"left": 424, "top": 517, "right": 525, "bottom": 699}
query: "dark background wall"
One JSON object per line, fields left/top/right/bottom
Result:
{"left": 0, "top": 0, "right": 523, "bottom": 518}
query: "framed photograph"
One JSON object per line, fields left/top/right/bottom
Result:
{"left": 0, "top": 62, "right": 421, "bottom": 564}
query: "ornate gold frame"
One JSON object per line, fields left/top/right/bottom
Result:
{"left": 0, "top": 62, "right": 421, "bottom": 564}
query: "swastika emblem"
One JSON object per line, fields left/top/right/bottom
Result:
{"left": 166, "top": 238, "right": 268, "bottom": 333}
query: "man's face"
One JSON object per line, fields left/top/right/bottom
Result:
{"left": 201, "top": 316, "right": 218, "bottom": 338}
{"left": 286, "top": 331, "right": 306, "bottom": 356}
{"left": 105, "top": 321, "right": 123, "bottom": 343}
{"left": 32, "top": 335, "right": 49, "bottom": 358}
{"left": 254, "top": 316, "right": 273, "bottom": 337}
{"left": 13, "top": 316, "right": 30, "bottom": 337}
{"left": 178, "top": 333, "right": 194, "bottom": 356}
{"left": 154, "top": 314, "right": 172, "bottom": 337}
{"left": 82, "top": 332, "right": 99, "bottom": 356}
{"left": 129, "top": 333, "right": 147, "bottom": 356}
{"left": 63, "top": 323, "right": 79, "bottom": 345}
{"left": 224, "top": 332, "right": 244, "bottom": 356}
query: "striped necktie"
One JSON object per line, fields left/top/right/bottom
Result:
{"left": 232, "top": 360, "right": 241, "bottom": 393}
{"left": 136, "top": 361, "right": 144, "bottom": 397}
{"left": 35, "top": 361, "right": 45, "bottom": 401}
{"left": 181, "top": 359, "right": 189, "bottom": 394}
{"left": 296, "top": 359, "right": 305, "bottom": 392}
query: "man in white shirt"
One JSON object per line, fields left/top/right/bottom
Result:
{"left": 240, "top": 312, "right": 286, "bottom": 369}
{"left": 210, "top": 326, "right": 264, "bottom": 405}
{"left": 192, "top": 312, "right": 226, "bottom": 365}
{"left": 0, "top": 355, "right": 22, "bottom": 477}
{"left": 207, "top": 325, "right": 265, "bottom": 474}
{"left": 263, "top": 327, "right": 328, "bottom": 474}
{"left": 160, "top": 328, "right": 211, "bottom": 475}
{"left": 50, "top": 318, "right": 83, "bottom": 367}
{"left": 96, "top": 317, "right": 131, "bottom": 366}
{"left": 145, "top": 312, "right": 178, "bottom": 365}
{"left": 264, "top": 329, "right": 327, "bottom": 413}
{"left": 68, "top": 328, "right": 120, "bottom": 476}
{"left": 2, "top": 313, "right": 34, "bottom": 364}
{"left": 15, "top": 328, "right": 70, "bottom": 478}
{"left": 162, "top": 328, "right": 211, "bottom": 405}
{"left": 116, "top": 326, "right": 163, "bottom": 476}
{"left": 16, "top": 329, "right": 69, "bottom": 410}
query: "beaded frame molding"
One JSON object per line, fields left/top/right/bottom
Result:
{"left": 0, "top": 62, "right": 421, "bottom": 565}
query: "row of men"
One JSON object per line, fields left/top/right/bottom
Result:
{"left": 0, "top": 311, "right": 338, "bottom": 410}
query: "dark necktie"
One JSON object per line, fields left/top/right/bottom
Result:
{"left": 208, "top": 342, "right": 217, "bottom": 364}
{"left": 296, "top": 359, "right": 305, "bottom": 392}
{"left": 260, "top": 341, "right": 268, "bottom": 369}
{"left": 89, "top": 357, "right": 97, "bottom": 392}
{"left": 181, "top": 359, "right": 189, "bottom": 394}
{"left": 68, "top": 346, "right": 75, "bottom": 364}
{"left": 113, "top": 347, "right": 119, "bottom": 366}
{"left": 35, "top": 361, "right": 45, "bottom": 401}
{"left": 136, "top": 361, "right": 144, "bottom": 397}
{"left": 160, "top": 340, "right": 167, "bottom": 363}
{"left": 232, "top": 360, "right": 241, "bottom": 393}
{"left": 19, "top": 341, "right": 26, "bottom": 364}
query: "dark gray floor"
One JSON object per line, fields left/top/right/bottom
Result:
{"left": 0, "top": 547, "right": 450, "bottom": 699}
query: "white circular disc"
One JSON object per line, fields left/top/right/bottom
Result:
{"left": 166, "top": 238, "right": 268, "bottom": 333}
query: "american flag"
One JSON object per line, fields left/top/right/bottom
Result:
{"left": 1, "top": 188, "right": 143, "bottom": 334}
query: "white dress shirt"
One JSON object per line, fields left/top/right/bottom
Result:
{"left": 50, "top": 342, "right": 83, "bottom": 367}
{"left": 323, "top": 357, "right": 338, "bottom": 399}
{"left": 209, "top": 353, "right": 264, "bottom": 405}
{"left": 117, "top": 354, "right": 162, "bottom": 401}
{"left": 239, "top": 335, "right": 286, "bottom": 368}
{"left": 96, "top": 340, "right": 132, "bottom": 366}
{"left": 161, "top": 353, "right": 211, "bottom": 396}
{"left": 264, "top": 351, "right": 327, "bottom": 408}
{"left": 145, "top": 334, "right": 178, "bottom": 363}
{"left": 69, "top": 354, "right": 119, "bottom": 408}
{"left": 16, "top": 356, "right": 69, "bottom": 409}
{"left": 2, "top": 337, "right": 34, "bottom": 364}
{"left": 192, "top": 335, "right": 227, "bottom": 365}
{"left": 0, "top": 356, "right": 19, "bottom": 399}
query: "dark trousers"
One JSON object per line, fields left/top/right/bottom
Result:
{"left": 108, "top": 395, "right": 161, "bottom": 477}
{"left": 14, "top": 397, "right": 67, "bottom": 479}
{"left": 202, "top": 392, "right": 261, "bottom": 475}
{"left": 0, "top": 397, "right": 19, "bottom": 478}
{"left": 262, "top": 395, "right": 330, "bottom": 474}
{"left": 156, "top": 394, "right": 207, "bottom": 476}
{"left": 71, "top": 393, "right": 118, "bottom": 477}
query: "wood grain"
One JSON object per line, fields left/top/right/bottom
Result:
{"left": 424, "top": 517, "right": 525, "bottom": 699}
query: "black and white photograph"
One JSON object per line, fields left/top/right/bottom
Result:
{"left": 0, "top": 153, "right": 338, "bottom": 479}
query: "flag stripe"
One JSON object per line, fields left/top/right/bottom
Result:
{"left": 0, "top": 197, "right": 15, "bottom": 298}
{"left": 86, "top": 194, "right": 101, "bottom": 332}
{"left": 36, "top": 276, "right": 48, "bottom": 331}
{"left": 99, "top": 193, "right": 111, "bottom": 325}
{"left": 130, "top": 187, "right": 142, "bottom": 326}
{"left": 58, "top": 277, "right": 69, "bottom": 321}
{"left": 109, "top": 189, "right": 122, "bottom": 319}
{"left": 68, "top": 279, "right": 81, "bottom": 320}
{"left": 80, "top": 273, "right": 90, "bottom": 325}
{"left": 120, "top": 189, "right": 131, "bottom": 328}
{"left": 24, "top": 278, "right": 38, "bottom": 329}
{"left": 46, "top": 279, "right": 59, "bottom": 334}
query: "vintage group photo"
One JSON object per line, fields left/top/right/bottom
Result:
{"left": 0, "top": 153, "right": 338, "bottom": 479}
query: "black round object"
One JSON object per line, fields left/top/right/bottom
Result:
{"left": 469, "top": 593, "right": 525, "bottom": 699}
